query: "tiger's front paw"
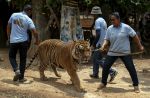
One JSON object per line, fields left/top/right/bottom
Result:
{"left": 76, "top": 86, "right": 86, "bottom": 92}
{"left": 77, "top": 87, "right": 86, "bottom": 92}
{"left": 40, "top": 76, "right": 48, "bottom": 81}
{"left": 56, "top": 74, "right": 61, "bottom": 77}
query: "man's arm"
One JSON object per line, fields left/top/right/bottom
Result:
{"left": 28, "top": 18, "right": 39, "bottom": 45}
{"left": 100, "top": 39, "right": 110, "bottom": 52}
{"left": 7, "top": 23, "right": 11, "bottom": 40}
{"left": 132, "top": 35, "right": 144, "bottom": 51}
{"left": 30, "top": 29, "right": 39, "bottom": 45}
{"left": 127, "top": 25, "right": 144, "bottom": 52}
{"left": 92, "top": 29, "right": 100, "bottom": 48}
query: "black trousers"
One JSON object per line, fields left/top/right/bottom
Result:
{"left": 9, "top": 41, "right": 28, "bottom": 79}
{"left": 101, "top": 55, "right": 139, "bottom": 86}
{"left": 92, "top": 47, "right": 116, "bottom": 76}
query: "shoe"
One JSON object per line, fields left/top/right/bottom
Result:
{"left": 19, "top": 78, "right": 27, "bottom": 83}
{"left": 134, "top": 86, "right": 140, "bottom": 93}
{"left": 13, "top": 70, "right": 21, "bottom": 81}
{"left": 13, "top": 74, "right": 20, "bottom": 81}
{"left": 90, "top": 74, "right": 99, "bottom": 79}
{"left": 97, "top": 83, "right": 106, "bottom": 90}
{"left": 109, "top": 71, "right": 118, "bottom": 83}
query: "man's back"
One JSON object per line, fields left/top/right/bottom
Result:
{"left": 95, "top": 17, "right": 107, "bottom": 47}
{"left": 8, "top": 12, "right": 35, "bottom": 43}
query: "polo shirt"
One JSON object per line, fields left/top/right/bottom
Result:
{"left": 8, "top": 12, "right": 35, "bottom": 43}
{"left": 105, "top": 23, "right": 136, "bottom": 56}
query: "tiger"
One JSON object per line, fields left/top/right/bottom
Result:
{"left": 27, "top": 39, "right": 91, "bottom": 92}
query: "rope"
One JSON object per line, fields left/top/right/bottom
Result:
{"left": 92, "top": 49, "right": 144, "bottom": 55}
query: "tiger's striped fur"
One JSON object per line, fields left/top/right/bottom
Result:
{"left": 28, "top": 39, "right": 91, "bottom": 92}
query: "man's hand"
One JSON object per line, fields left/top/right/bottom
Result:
{"left": 139, "top": 45, "right": 144, "bottom": 52}
{"left": 99, "top": 40, "right": 110, "bottom": 53}
{"left": 133, "top": 35, "right": 144, "bottom": 52}
{"left": 99, "top": 47, "right": 105, "bottom": 52}
{"left": 30, "top": 29, "right": 39, "bottom": 45}
{"left": 99, "top": 47, "right": 108, "bottom": 53}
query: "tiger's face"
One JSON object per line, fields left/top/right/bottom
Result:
{"left": 72, "top": 40, "right": 91, "bottom": 62}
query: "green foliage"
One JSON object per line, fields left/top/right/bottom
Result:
{"left": 12, "top": 0, "right": 31, "bottom": 10}
{"left": 47, "top": 0, "right": 55, "bottom": 5}
{"left": 84, "top": 0, "right": 92, "bottom": 6}
{"left": 12, "top": 0, "right": 149, "bottom": 13}
{"left": 47, "top": 0, "right": 62, "bottom": 6}
{"left": 116, "top": 0, "right": 150, "bottom": 13}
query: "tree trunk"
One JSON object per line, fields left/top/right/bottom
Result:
{"left": 28, "top": 0, "right": 48, "bottom": 57}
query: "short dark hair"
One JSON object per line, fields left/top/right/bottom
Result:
{"left": 23, "top": 4, "right": 32, "bottom": 11}
{"left": 111, "top": 12, "right": 120, "bottom": 19}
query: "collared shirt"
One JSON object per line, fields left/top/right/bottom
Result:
{"left": 8, "top": 12, "right": 35, "bottom": 43}
{"left": 105, "top": 23, "right": 136, "bottom": 56}
{"left": 94, "top": 17, "right": 107, "bottom": 47}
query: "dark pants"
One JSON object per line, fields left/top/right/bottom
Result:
{"left": 101, "top": 55, "right": 139, "bottom": 86}
{"left": 9, "top": 41, "right": 28, "bottom": 79}
{"left": 92, "top": 50, "right": 116, "bottom": 76}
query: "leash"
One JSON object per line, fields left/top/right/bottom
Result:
{"left": 92, "top": 49, "right": 144, "bottom": 55}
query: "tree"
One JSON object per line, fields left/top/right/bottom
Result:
{"left": 23, "top": 0, "right": 149, "bottom": 55}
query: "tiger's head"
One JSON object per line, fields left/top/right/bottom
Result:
{"left": 72, "top": 40, "right": 91, "bottom": 62}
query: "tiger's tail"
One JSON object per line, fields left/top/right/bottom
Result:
{"left": 26, "top": 52, "right": 38, "bottom": 70}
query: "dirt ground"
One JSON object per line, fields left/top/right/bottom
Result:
{"left": 0, "top": 49, "right": 149, "bottom": 98}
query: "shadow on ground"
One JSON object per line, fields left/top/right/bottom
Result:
{"left": 100, "top": 87, "right": 133, "bottom": 93}
{"left": 1, "top": 78, "right": 34, "bottom": 86}
{"left": 31, "top": 76, "right": 86, "bottom": 98}
{"left": 83, "top": 78, "right": 101, "bottom": 83}
{"left": 122, "top": 72, "right": 150, "bottom": 92}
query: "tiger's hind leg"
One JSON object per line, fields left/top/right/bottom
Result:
{"left": 51, "top": 64, "right": 61, "bottom": 77}
{"left": 39, "top": 62, "right": 48, "bottom": 81}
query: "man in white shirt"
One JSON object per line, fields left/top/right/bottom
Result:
{"left": 90, "top": 6, "right": 118, "bottom": 82}
{"left": 98, "top": 12, "right": 144, "bottom": 93}
{"left": 7, "top": 4, "right": 39, "bottom": 82}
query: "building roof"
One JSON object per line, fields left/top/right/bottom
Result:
{"left": 80, "top": 18, "right": 94, "bottom": 29}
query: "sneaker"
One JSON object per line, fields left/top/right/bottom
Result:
{"left": 90, "top": 74, "right": 99, "bottom": 79}
{"left": 109, "top": 71, "right": 118, "bottom": 83}
{"left": 13, "top": 70, "right": 21, "bottom": 81}
{"left": 15, "top": 70, "right": 20, "bottom": 75}
{"left": 19, "top": 78, "right": 27, "bottom": 83}
{"left": 97, "top": 83, "right": 106, "bottom": 90}
{"left": 134, "top": 86, "right": 140, "bottom": 93}
{"left": 13, "top": 75, "right": 20, "bottom": 81}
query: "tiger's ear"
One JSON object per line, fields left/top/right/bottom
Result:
{"left": 73, "top": 39, "right": 77, "bottom": 43}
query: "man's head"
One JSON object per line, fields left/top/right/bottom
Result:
{"left": 110, "top": 12, "right": 121, "bottom": 27}
{"left": 91, "top": 6, "right": 102, "bottom": 19}
{"left": 23, "top": 4, "right": 32, "bottom": 16}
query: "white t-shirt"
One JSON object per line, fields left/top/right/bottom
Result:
{"left": 8, "top": 12, "right": 35, "bottom": 43}
{"left": 105, "top": 23, "right": 136, "bottom": 56}
{"left": 94, "top": 17, "right": 107, "bottom": 47}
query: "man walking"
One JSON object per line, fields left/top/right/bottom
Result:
{"left": 7, "top": 4, "right": 39, "bottom": 82}
{"left": 98, "top": 12, "right": 144, "bottom": 93}
{"left": 90, "top": 6, "right": 118, "bottom": 82}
